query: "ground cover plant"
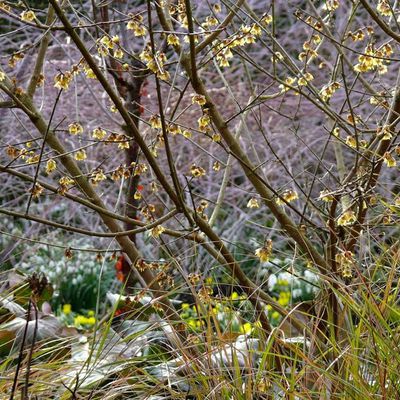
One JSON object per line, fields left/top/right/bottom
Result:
{"left": 0, "top": 0, "right": 400, "bottom": 398}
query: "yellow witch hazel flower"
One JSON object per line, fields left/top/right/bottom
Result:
{"left": 21, "top": 10, "right": 36, "bottom": 22}
{"left": 255, "top": 239, "right": 273, "bottom": 263}
{"left": 113, "top": 48, "right": 124, "bottom": 59}
{"left": 192, "top": 94, "right": 206, "bottom": 106}
{"left": 346, "top": 135, "right": 357, "bottom": 148}
{"left": 30, "top": 183, "right": 44, "bottom": 198}
{"left": 54, "top": 72, "right": 72, "bottom": 90}
{"left": 383, "top": 152, "right": 396, "bottom": 167}
{"left": 68, "top": 122, "right": 83, "bottom": 135}
{"left": 91, "top": 169, "right": 107, "bottom": 185}
{"left": 127, "top": 14, "right": 147, "bottom": 36}
{"left": 279, "top": 76, "right": 296, "bottom": 92}
{"left": 276, "top": 189, "right": 298, "bottom": 205}
{"left": 337, "top": 209, "right": 356, "bottom": 226}
{"left": 247, "top": 197, "right": 260, "bottom": 208}
{"left": 377, "top": 0, "right": 392, "bottom": 16}
{"left": 59, "top": 176, "right": 74, "bottom": 186}
{"left": 149, "top": 115, "right": 162, "bottom": 129}
{"left": 324, "top": 0, "right": 340, "bottom": 11}
{"left": 320, "top": 81, "right": 340, "bottom": 102}
{"left": 75, "top": 149, "right": 87, "bottom": 161}
{"left": 46, "top": 159, "right": 57, "bottom": 174}
{"left": 298, "top": 72, "right": 314, "bottom": 86}
{"left": 319, "top": 189, "right": 334, "bottom": 202}
{"left": 263, "top": 14, "right": 273, "bottom": 25}
{"left": 117, "top": 134, "right": 130, "bottom": 149}
{"left": 379, "top": 125, "right": 392, "bottom": 140}
{"left": 92, "top": 127, "right": 107, "bottom": 140}
{"left": 0, "top": 71, "right": 5, "bottom": 81}
{"left": 190, "top": 164, "right": 206, "bottom": 178}
{"left": 198, "top": 112, "right": 211, "bottom": 132}
{"left": 168, "top": 124, "right": 182, "bottom": 135}
{"left": 151, "top": 225, "right": 166, "bottom": 238}
{"left": 167, "top": 34, "right": 180, "bottom": 46}
{"left": 335, "top": 250, "right": 354, "bottom": 278}
{"left": 354, "top": 43, "right": 392, "bottom": 74}
{"left": 100, "top": 35, "right": 114, "bottom": 49}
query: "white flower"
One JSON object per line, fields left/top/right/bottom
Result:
{"left": 268, "top": 274, "right": 277, "bottom": 291}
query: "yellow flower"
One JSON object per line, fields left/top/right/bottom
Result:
{"left": 337, "top": 210, "right": 356, "bottom": 226}
{"left": 380, "top": 126, "right": 392, "bottom": 140}
{"left": 320, "top": 81, "right": 340, "bottom": 102}
{"left": 192, "top": 94, "right": 207, "bottom": 106}
{"left": 149, "top": 115, "right": 162, "bottom": 129}
{"left": 30, "top": 183, "right": 44, "bottom": 198}
{"left": 92, "top": 127, "right": 107, "bottom": 140}
{"left": 59, "top": 176, "right": 74, "bottom": 186}
{"left": 151, "top": 225, "right": 165, "bottom": 238}
{"left": 135, "top": 25, "right": 147, "bottom": 37}
{"left": 0, "top": 71, "right": 5, "bottom": 81}
{"left": 46, "top": 158, "right": 57, "bottom": 174}
{"left": 377, "top": 0, "right": 391, "bottom": 16}
{"left": 383, "top": 152, "right": 396, "bottom": 167}
{"left": 298, "top": 72, "right": 314, "bottom": 86}
{"left": 278, "top": 291, "right": 290, "bottom": 307}
{"left": 324, "top": 0, "right": 340, "bottom": 11}
{"left": 198, "top": 113, "right": 211, "bottom": 131}
{"left": 21, "top": 10, "right": 36, "bottom": 22}
{"left": 62, "top": 304, "right": 72, "bottom": 315}
{"left": 345, "top": 135, "right": 357, "bottom": 148}
{"left": 240, "top": 322, "right": 253, "bottom": 334}
{"left": 117, "top": 135, "right": 130, "bottom": 149}
{"left": 263, "top": 14, "right": 273, "bottom": 24}
{"left": 190, "top": 164, "right": 206, "bottom": 178}
{"left": 168, "top": 124, "right": 182, "bottom": 135}
{"left": 74, "top": 315, "right": 96, "bottom": 327}
{"left": 335, "top": 251, "right": 354, "bottom": 278}
{"left": 91, "top": 169, "right": 107, "bottom": 184}
{"left": 113, "top": 48, "right": 124, "bottom": 59}
{"left": 231, "top": 292, "right": 239, "bottom": 300}
{"left": 247, "top": 197, "right": 260, "bottom": 208}
{"left": 68, "top": 122, "right": 83, "bottom": 135}
{"left": 271, "top": 311, "right": 280, "bottom": 320}
{"left": 75, "top": 149, "right": 87, "bottom": 161}
{"left": 54, "top": 72, "right": 72, "bottom": 90}
{"left": 212, "top": 133, "right": 221, "bottom": 142}
{"left": 167, "top": 34, "right": 180, "bottom": 46}
{"left": 212, "top": 161, "right": 221, "bottom": 171}
{"left": 83, "top": 65, "right": 96, "bottom": 79}
{"left": 319, "top": 189, "right": 334, "bottom": 202}
{"left": 97, "top": 44, "right": 109, "bottom": 56}
{"left": 332, "top": 127, "right": 340, "bottom": 137}
{"left": 100, "top": 35, "right": 114, "bottom": 49}
{"left": 276, "top": 189, "right": 298, "bottom": 205}
{"left": 255, "top": 239, "right": 272, "bottom": 263}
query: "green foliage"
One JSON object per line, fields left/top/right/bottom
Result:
{"left": 19, "top": 241, "right": 118, "bottom": 313}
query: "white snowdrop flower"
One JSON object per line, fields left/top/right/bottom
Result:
{"left": 304, "top": 270, "right": 318, "bottom": 282}
{"left": 268, "top": 274, "right": 277, "bottom": 290}
{"left": 278, "top": 271, "right": 294, "bottom": 284}
{"left": 291, "top": 288, "right": 302, "bottom": 299}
